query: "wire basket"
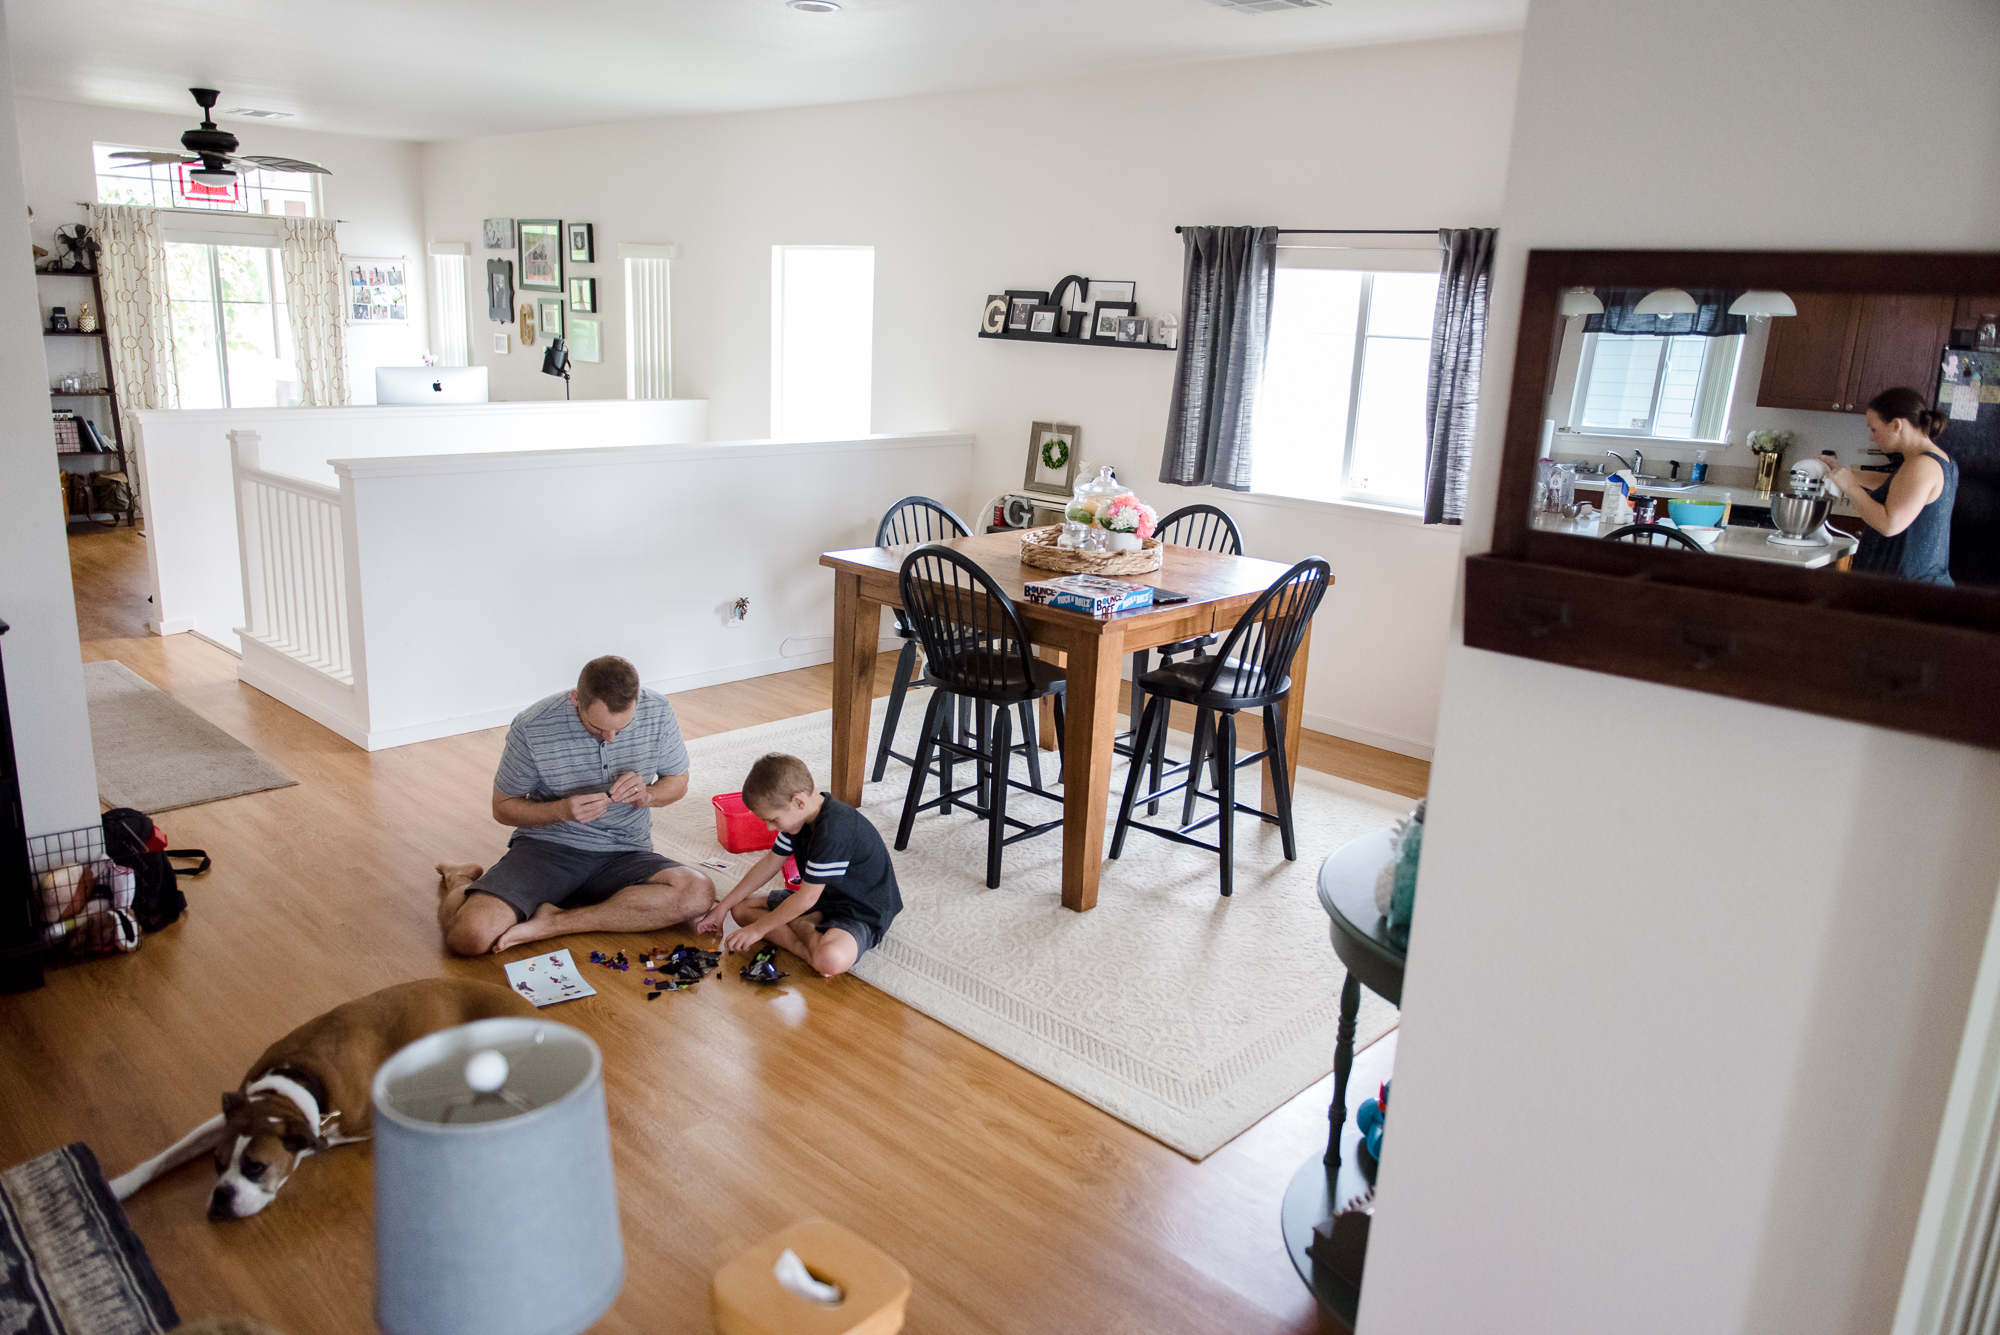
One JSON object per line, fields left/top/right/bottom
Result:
{"left": 25, "top": 824, "right": 134, "bottom": 943}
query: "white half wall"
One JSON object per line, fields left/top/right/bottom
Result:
{"left": 13, "top": 96, "right": 429, "bottom": 402}
{"left": 134, "top": 398, "right": 709, "bottom": 653}
{"left": 1362, "top": 2, "right": 2000, "bottom": 1334}
{"left": 417, "top": 32, "right": 1522, "bottom": 755}
{"left": 310, "top": 433, "right": 971, "bottom": 749}
{"left": 0, "top": 5, "right": 98, "bottom": 836}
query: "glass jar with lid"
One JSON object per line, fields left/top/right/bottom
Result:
{"left": 1067, "top": 465, "right": 1132, "bottom": 532}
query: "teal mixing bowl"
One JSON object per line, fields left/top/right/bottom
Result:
{"left": 1668, "top": 500, "right": 1725, "bottom": 527}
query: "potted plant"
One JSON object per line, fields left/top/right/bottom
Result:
{"left": 1747, "top": 429, "right": 1797, "bottom": 493}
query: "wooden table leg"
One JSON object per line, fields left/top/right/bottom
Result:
{"left": 1058, "top": 628, "right": 1123, "bottom": 912}
{"left": 1036, "top": 645, "right": 1064, "bottom": 752}
{"left": 1262, "top": 620, "right": 1311, "bottom": 818}
{"left": 1324, "top": 972, "right": 1360, "bottom": 1171}
{"left": 829, "top": 571, "right": 881, "bottom": 807}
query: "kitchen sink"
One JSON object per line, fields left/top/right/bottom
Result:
{"left": 1633, "top": 476, "right": 1699, "bottom": 492}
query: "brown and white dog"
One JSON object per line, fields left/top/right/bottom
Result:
{"left": 109, "top": 977, "right": 536, "bottom": 1220}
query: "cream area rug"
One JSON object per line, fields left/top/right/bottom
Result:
{"left": 653, "top": 695, "right": 1407, "bottom": 1160}
{"left": 83, "top": 660, "right": 298, "bottom": 813}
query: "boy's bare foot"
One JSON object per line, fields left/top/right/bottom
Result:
{"left": 492, "top": 902, "right": 563, "bottom": 953}
{"left": 435, "top": 863, "right": 485, "bottom": 930}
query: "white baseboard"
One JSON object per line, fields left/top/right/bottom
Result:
{"left": 190, "top": 629, "right": 241, "bottom": 657}
{"left": 1302, "top": 711, "right": 1434, "bottom": 762}
{"left": 147, "top": 616, "right": 196, "bottom": 636}
{"left": 236, "top": 660, "right": 370, "bottom": 749}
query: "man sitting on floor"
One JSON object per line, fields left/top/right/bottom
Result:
{"left": 436, "top": 655, "right": 715, "bottom": 955}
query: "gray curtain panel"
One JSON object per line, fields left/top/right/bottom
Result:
{"left": 1423, "top": 227, "right": 1499, "bottom": 526}
{"left": 1159, "top": 225, "right": 1279, "bottom": 492}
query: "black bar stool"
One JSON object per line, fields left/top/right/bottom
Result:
{"left": 1109, "top": 557, "right": 1331, "bottom": 898}
{"left": 870, "top": 496, "right": 971, "bottom": 783}
{"left": 893, "top": 545, "right": 1065, "bottom": 889}
{"left": 1119, "top": 503, "right": 1244, "bottom": 813}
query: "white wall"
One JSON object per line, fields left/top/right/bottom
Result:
{"left": 416, "top": 33, "right": 1522, "bottom": 758}
{"left": 13, "top": 96, "right": 428, "bottom": 403}
{"left": 135, "top": 398, "right": 709, "bottom": 652}
{"left": 262, "top": 433, "right": 971, "bottom": 749}
{"left": 0, "top": 5, "right": 98, "bottom": 836}
{"left": 1363, "top": 2, "right": 2000, "bottom": 1333}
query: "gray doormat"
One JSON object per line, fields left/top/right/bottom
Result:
{"left": 83, "top": 660, "right": 298, "bottom": 813}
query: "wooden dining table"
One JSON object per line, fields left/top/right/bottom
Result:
{"left": 820, "top": 530, "right": 1324, "bottom": 911}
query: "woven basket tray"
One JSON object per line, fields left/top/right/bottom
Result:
{"left": 1018, "top": 526, "right": 1164, "bottom": 575}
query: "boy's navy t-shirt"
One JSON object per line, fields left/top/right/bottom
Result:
{"left": 773, "top": 794, "right": 902, "bottom": 935}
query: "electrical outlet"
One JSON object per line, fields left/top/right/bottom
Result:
{"left": 725, "top": 596, "right": 750, "bottom": 628}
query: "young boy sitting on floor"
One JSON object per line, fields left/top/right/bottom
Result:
{"left": 695, "top": 753, "right": 902, "bottom": 978}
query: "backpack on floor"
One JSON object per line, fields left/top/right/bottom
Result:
{"left": 101, "top": 808, "right": 209, "bottom": 932}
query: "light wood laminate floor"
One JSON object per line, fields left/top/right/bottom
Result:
{"left": 1, "top": 526, "right": 1426, "bottom": 1335}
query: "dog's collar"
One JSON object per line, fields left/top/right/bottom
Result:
{"left": 247, "top": 1067, "right": 327, "bottom": 1130}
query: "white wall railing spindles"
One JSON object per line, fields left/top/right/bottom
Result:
{"left": 230, "top": 429, "right": 354, "bottom": 686}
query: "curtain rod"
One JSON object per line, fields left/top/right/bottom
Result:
{"left": 1172, "top": 227, "right": 1439, "bottom": 235}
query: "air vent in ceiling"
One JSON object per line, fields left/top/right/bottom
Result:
{"left": 1204, "top": 0, "right": 1332, "bottom": 11}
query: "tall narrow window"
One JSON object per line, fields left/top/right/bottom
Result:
{"left": 621, "top": 243, "right": 675, "bottom": 399}
{"left": 771, "top": 245, "right": 873, "bottom": 439}
{"left": 428, "top": 243, "right": 470, "bottom": 367}
{"left": 165, "top": 241, "right": 295, "bottom": 409}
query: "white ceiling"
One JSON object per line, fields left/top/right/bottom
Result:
{"left": 5, "top": 0, "right": 1525, "bottom": 142}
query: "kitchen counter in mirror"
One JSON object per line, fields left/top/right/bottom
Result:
{"left": 1531, "top": 512, "right": 1858, "bottom": 568}
{"left": 1565, "top": 477, "right": 1858, "bottom": 516}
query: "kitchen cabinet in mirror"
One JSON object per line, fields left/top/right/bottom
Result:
{"left": 1470, "top": 248, "right": 2000, "bottom": 750}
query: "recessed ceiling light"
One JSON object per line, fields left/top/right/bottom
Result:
{"left": 223, "top": 108, "right": 291, "bottom": 118}
{"left": 787, "top": 0, "right": 841, "bottom": 11}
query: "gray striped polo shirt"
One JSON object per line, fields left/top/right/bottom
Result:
{"left": 493, "top": 689, "right": 690, "bottom": 853}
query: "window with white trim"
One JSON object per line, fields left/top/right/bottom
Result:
{"left": 1571, "top": 332, "right": 1742, "bottom": 440}
{"left": 770, "top": 245, "right": 873, "bottom": 440}
{"left": 429, "top": 245, "right": 470, "bottom": 367}
{"left": 93, "top": 143, "right": 319, "bottom": 216}
{"left": 165, "top": 241, "right": 295, "bottom": 409}
{"left": 1251, "top": 253, "right": 1440, "bottom": 510}
{"left": 625, "top": 250, "right": 673, "bottom": 400}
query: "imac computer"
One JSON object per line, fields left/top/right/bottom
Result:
{"left": 375, "top": 366, "right": 490, "bottom": 405}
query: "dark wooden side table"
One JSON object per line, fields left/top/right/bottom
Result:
{"left": 1281, "top": 826, "right": 1409, "bottom": 1327}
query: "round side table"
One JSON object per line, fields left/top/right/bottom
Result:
{"left": 1281, "top": 826, "right": 1409, "bottom": 1328}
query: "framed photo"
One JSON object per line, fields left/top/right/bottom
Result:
{"left": 483, "top": 217, "right": 515, "bottom": 249}
{"left": 566, "top": 222, "right": 594, "bottom": 264}
{"left": 1005, "top": 289, "right": 1049, "bottom": 333}
{"left": 343, "top": 256, "right": 408, "bottom": 324}
{"left": 1090, "top": 300, "right": 1135, "bottom": 341}
{"left": 569, "top": 317, "right": 602, "bottom": 363}
{"left": 1028, "top": 305, "right": 1059, "bottom": 335}
{"left": 569, "top": 276, "right": 597, "bottom": 311}
{"left": 1086, "top": 279, "right": 1135, "bottom": 307}
{"left": 1024, "top": 421, "right": 1082, "bottom": 498}
{"left": 518, "top": 219, "right": 563, "bottom": 292}
{"left": 982, "top": 294, "right": 1008, "bottom": 334}
{"left": 493, "top": 332, "right": 508, "bottom": 354}
{"left": 486, "top": 258, "right": 514, "bottom": 323}
{"left": 538, "top": 296, "right": 563, "bottom": 341}
{"left": 518, "top": 302, "right": 535, "bottom": 347}
{"left": 1116, "top": 315, "right": 1149, "bottom": 344}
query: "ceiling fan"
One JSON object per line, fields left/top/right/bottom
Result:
{"left": 109, "top": 88, "right": 330, "bottom": 184}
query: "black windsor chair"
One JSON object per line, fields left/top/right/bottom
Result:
{"left": 1118, "top": 503, "right": 1245, "bottom": 814}
{"left": 893, "top": 545, "right": 1067, "bottom": 889}
{"left": 870, "top": 496, "right": 972, "bottom": 784}
{"left": 1110, "top": 556, "right": 1331, "bottom": 898}
{"left": 1602, "top": 522, "right": 1707, "bottom": 552}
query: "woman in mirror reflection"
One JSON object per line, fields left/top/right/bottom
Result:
{"left": 1823, "top": 386, "right": 1957, "bottom": 585}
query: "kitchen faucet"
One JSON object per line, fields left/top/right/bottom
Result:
{"left": 1606, "top": 448, "right": 1643, "bottom": 476}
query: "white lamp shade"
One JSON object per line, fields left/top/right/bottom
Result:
{"left": 373, "top": 1018, "right": 624, "bottom": 1335}
{"left": 1727, "top": 290, "right": 1798, "bottom": 317}
{"left": 1632, "top": 287, "right": 1700, "bottom": 316}
{"left": 189, "top": 169, "right": 236, "bottom": 187}
{"left": 1559, "top": 287, "right": 1605, "bottom": 316}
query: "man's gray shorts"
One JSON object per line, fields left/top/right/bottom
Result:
{"left": 469, "top": 840, "right": 684, "bottom": 922}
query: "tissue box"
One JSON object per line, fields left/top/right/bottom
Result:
{"left": 712, "top": 1218, "right": 910, "bottom": 1335}
{"left": 1020, "top": 574, "right": 1154, "bottom": 618}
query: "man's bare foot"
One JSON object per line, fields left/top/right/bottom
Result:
{"left": 436, "top": 862, "right": 484, "bottom": 899}
{"left": 492, "top": 902, "right": 563, "bottom": 953}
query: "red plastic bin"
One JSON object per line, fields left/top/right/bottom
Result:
{"left": 712, "top": 792, "right": 777, "bottom": 854}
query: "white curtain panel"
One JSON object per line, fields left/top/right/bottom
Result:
{"left": 280, "top": 218, "right": 349, "bottom": 406}
{"left": 86, "top": 204, "right": 179, "bottom": 452}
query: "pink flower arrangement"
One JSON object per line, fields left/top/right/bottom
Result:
{"left": 1099, "top": 495, "right": 1157, "bottom": 539}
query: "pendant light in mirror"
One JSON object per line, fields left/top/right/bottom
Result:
{"left": 1632, "top": 287, "right": 1699, "bottom": 318}
{"left": 1558, "top": 286, "right": 1604, "bottom": 316}
{"left": 1726, "top": 290, "right": 1799, "bottom": 318}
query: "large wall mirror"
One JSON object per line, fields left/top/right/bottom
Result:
{"left": 1466, "top": 249, "right": 2000, "bottom": 747}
